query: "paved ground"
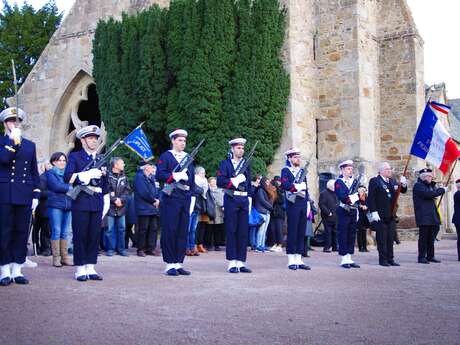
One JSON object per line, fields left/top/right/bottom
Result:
{"left": 1, "top": 240, "right": 459, "bottom": 345}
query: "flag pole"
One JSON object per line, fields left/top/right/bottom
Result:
{"left": 437, "top": 159, "right": 458, "bottom": 208}
{"left": 391, "top": 155, "right": 412, "bottom": 216}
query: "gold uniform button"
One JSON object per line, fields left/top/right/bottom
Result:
{"left": 11, "top": 173, "right": 14, "bottom": 176}
{"left": 24, "top": 168, "right": 26, "bottom": 170}
{"left": 12, "top": 166, "right": 15, "bottom": 170}
{"left": 25, "top": 161, "right": 28, "bottom": 164}
{"left": 10, "top": 179, "right": 14, "bottom": 182}
{"left": 12, "top": 160, "right": 15, "bottom": 163}
{"left": 22, "top": 180, "right": 25, "bottom": 183}
{"left": 23, "top": 174, "right": 26, "bottom": 177}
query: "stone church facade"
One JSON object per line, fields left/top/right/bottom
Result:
{"left": 14, "top": 0, "right": 453, "bottom": 234}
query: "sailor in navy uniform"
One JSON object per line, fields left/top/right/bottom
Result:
{"left": 280, "top": 148, "right": 311, "bottom": 270}
{"left": 216, "top": 138, "right": 253, "bottom": 273}
{"left": 156, "top": 129, "right": 194, "bottom": 276}
{"left": 64, "top": 125, "right": 109, "bottom": 281}
{"left": 0, "top": 107, "right": 40, "bottom": 286}
{"left": 335, "top": 160, "right": 360, "bottom": 269}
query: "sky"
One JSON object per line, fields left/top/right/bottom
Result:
{"left": 8, "top": 0, "right": 460, "bottom": 99}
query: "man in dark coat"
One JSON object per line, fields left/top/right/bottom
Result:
{"left": 367, "top": 162, "right": 407, "bottom": 266}
{"left": 412, "top": 168, "right": 446, "bottom": 264}
{"left": 319, "top": 179, "right": 338, "bottom": 252}
{"left": 451, "top": 178, "right": 460, "bottom": 261}
{"left": 0, "top": 107, "right": 40, "bottom": 286}
{"left": 134, "top": 161, "right": 160, "bottom": 257}
{"left": 156, "top": 129, "right": 195, "bottom": 276}
{"left": 106, "top": 157, "right": 131, "bottom": 256}
{"left": 64, "top": 125, "right": 109, "bottom": 281}
{"left": 217, "top": 138, "right": 253, "bottom": 273}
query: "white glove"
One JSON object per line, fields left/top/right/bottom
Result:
{"left": 371, "top": 211, "right": 381, "bottom": 222}
{"left": 77, "top": 169, "right": 102, "bottom": 185}
{"left": 102, "top": 194, "right": 110, "bottom": 220}
{"left": 349, "top": 192, "right": 359, "bottom": 204}
{"left": 400, "top": 175, "right": 407, "bottom": 185}
{"left": 31, "top": 199, "right": 38, "bottom": 212}
{"left": 172, "top": 171, "right": 188, "bottom": 182}
{"left": 9, "top": 127, "right": 22, "bottom": 140}
{"left": 189, "top": 196, "right": 196, "bottom": 215}
{"left": 230, "top": 174, "right": 246, "bottom": 188}
{"left": 442, "top": 186, "right": 448, "bottom": 193}
{"left": 294, "top": 182, "right": 307, "bottom": 191}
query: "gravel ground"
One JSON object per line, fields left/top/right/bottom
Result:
{"left": 0, "top": 240, "right": 459, "bottom": 345}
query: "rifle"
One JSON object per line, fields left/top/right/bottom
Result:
{"left": 286, "top": 154, "right": 313, "bottom": 203}
{"left": 11, "top": 59, "right": 21, "bottom": 144}
{"left": 66, "top": 138, "right": 123, "bottom": 200}
{"left": 162, "top": 139, "right": 205, "bottom": 196}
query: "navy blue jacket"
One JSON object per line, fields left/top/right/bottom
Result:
{"left": 452, "top": 190, "right": 460, "bottom": 224}
{"left": 64, "top": 149, "right": 108, "bottom": 211}
{"left": 280, "top": 166, "right": 309, "bottom": 207}
{"left": 412, "top": 179, "right": 444, "bottom": 226}
{"left": 334, "top": 176, "right": 358, "bottom": 205}
{"left": 46, "top": 169, "right": 72, "bottom": 211}
{"left": 155, "top": 150, "right": 195, "bottom": 200}
{"left": 0, "top": 135, "right": 40, "bottom": 205}
{"left": 216, "top": 158, "right": 252, "bottom": 196}
{"left": 134, "top": 170, "right": 160, "bottom": 216}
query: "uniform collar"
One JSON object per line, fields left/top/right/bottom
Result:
{"left": 379, "top": 174, "right": 389, "bottom": 184}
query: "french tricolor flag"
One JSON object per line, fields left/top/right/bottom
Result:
{"left": 410, "top": 102, "right": 460, "bottom": 174}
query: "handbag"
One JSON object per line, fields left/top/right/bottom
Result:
{"left": 249, "top": 208, "right": 265, "bottom": 226}
{"left": 205, "top": 189, "right": 216, "bottom": 220}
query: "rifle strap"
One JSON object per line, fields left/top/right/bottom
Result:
{"left": 234, "top": 158, "right": 246, "bottom": 176}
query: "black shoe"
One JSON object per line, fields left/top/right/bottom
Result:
{"left": 418, "top": 258, "right": 429, "bottom": 264}
{"left": 288, "top": 264, "right": 298, "bottom": 270}
{"left": 88, "top": 274, "right": 103, "bottom": 281}
{"left": 214, "top": 246, "right": 221, "bottom": 251}
{"left": 363, "top": 249, "right": 370, "bottom": 252}
{"left": 323, "top": 248, "right": 332, "bottom": 253}
{"left": 13, "top": 276, "right": 29, "bottom": 284}
{"left": 239, "top": 266, "right": 252, "bottom": 273}
{"left": 177, "top": 268, "right": 191, "bottom": 275}
{"left": 379, "top": 262, "right": 390, "bottom": 267}
{"left": 302, "top": 253, "right": 310, "bottom": 258}
{"left": 349, "top": 263, "right": 360, "bottom": 268}
{"left": 388, "top": 261, "right": 400, "bottom": 266}
{"left": 395, "top": 239, "right": 401, "bottom": 245}
{"left": 298, "top": 264, "right": 311, "bottom": 270}
{"left": 341, "top": 264, "right": 351, "bottom": 269}
{"left": 41, "top": 249, "right": 51, "bottom": 257}
{"left": 76, "top": 275, "right": 87, "bottom": 282}
{"left": 137, "top": 251, "right": 146, "bottom": 257}
{"left": 428, "top": 258, "right": 441, "bottom": 263}
{"left": 228, "top": 267, "right": 239, "bottom": 273}
{"left": 165, "top": 268, "right": 178, "bottom": 276}
{"left": 0, "top": 277, "right": 12, "bottom": 286}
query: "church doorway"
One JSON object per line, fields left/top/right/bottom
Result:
{"left": 69, "top": 83, "right": 102, "bottom": 152}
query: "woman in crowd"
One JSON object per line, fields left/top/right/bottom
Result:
{"left": 357, "top": 186, "right": 370, "bottom": 252}
{"left": 254, "top": 176, "right": 276, "bottom": 252}
{"left": 268, "top": 176, "right": 285, "bottom": 252}
{"left": 46, "top": 152, "right": 73, "bottom": 267}
{"left": 207, "top": 177, "right": 224, "bottom": 251}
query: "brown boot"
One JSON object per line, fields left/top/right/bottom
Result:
{"left": 186, "top": 249, "right": 193, "bottom": 256}
{"left": 51, "top": 240, "right": 62, "bottom": 267}
{"left": 197, "top": 244, "right": 207, "bottom": 253}
{"left": 192, "top": 246, "right": 200, "bottom": 256}
{"left": 60, "top": 240, "right": 73, "bottom": 266}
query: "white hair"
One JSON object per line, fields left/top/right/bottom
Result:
{"left": 195, "top": 166, "right": 205, "bottom": 175}
{"left": 378, "top": 162, "right": 391, "bottom": 173}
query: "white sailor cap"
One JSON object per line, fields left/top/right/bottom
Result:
{"left": 228, "top": 138, "right": 247, "bottom": 146}
{"left": 169, "top": 129, "right": 188, "bottom": 139}
{"left": 76, "top": 125, "right": 101, "bottom": 139}
{"left": 284, "top": 147, "right": 301, "bottom": 157}
{"left": 0, "top": 107, "right": 26, "bottom": 122}
{"left": 338, "top": 159, "right": 354, "bottom": 169}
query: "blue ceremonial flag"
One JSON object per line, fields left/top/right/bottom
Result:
{"left": 123, "top": 123, "right": 154, "bottom": 161}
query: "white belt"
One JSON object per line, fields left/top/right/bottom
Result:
{"left": 234, "top": 191, "right": 248, "bottom": 196}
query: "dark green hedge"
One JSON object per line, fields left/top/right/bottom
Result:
{"left": 92, "top": 0, "right": 289, "bottom": 176}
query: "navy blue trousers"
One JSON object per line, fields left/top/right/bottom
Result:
{"left": 72, "top": 210, "right": 102, "bottom": 266}
{"left": 160, "top": 195, "right": 190, "bottom": 264}
{"left": 0, "top": 204, "right": 31, "bottom": 265}
{"left": 336, "top": 207, "right": 357, "bottom": 256}
{"left": 286, "top": 203, "right": 307, "bottom": 255}
{"left": 224, "top": 195, "right": 249, "bottom": 262}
